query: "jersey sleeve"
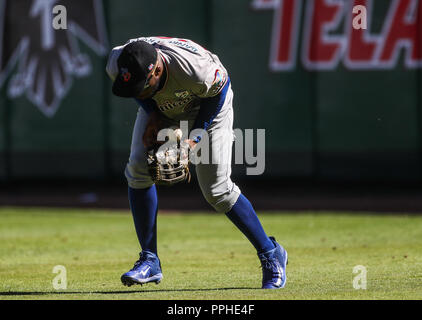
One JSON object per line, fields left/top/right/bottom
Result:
{"left": 191, "top": 67, "right": 229, "bottom": 99}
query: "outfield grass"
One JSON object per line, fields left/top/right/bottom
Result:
{"left": 0, "top": 207, "right": 421, "bottom": 300}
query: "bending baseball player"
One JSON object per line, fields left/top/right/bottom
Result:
{"left": 106, "top": 36, "right": 288, "bottom": 289}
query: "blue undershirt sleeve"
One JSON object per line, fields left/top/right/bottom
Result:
{"left": 191, "top": 77, "right": 231, "bottom": 143}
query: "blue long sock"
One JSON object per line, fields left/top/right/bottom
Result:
{"left": 225, "top": 194, "right": 275, "bottom": 254}
{"left": 128, "top": 185, "right": 158, "bottom": 254}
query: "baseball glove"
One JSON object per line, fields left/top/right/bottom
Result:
{"left": 146, "top": 133, "right": 191, "bottom": 186}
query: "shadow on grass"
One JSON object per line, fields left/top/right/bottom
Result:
{"left": 0, "top": 287, "right": 260, "bottom": 296}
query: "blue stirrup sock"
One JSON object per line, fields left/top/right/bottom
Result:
{"left": 225, "top": 193, "right": 275, "bottom": 254}
{"left": 128, "top": 187, "right": 273, "bottom": 255}
{"left": 128, "top": 185, "right": 158, "bottom": 255}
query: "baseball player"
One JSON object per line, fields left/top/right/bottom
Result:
{"left": 106, "top": 36, "right": 288, "bottom": 289}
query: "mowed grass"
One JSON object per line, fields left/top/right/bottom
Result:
{"left": 0, "top": 207, "right": 421, "bottom": 300}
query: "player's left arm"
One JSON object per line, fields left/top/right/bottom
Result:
{"left": 133, "top": 98, "right": 166, "bottom": 148}
{"left": 188, "top": 69, "right": 231, "bottom": 147}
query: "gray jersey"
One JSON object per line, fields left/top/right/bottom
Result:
{"left": 106, "top": 36, "right": 229, "bottom": 120}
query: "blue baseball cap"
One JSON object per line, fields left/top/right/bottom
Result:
{"left": 112, "top": 41, "right": 158, "bottom": 98}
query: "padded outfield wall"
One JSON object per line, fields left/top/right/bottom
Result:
{"left": 0, "top": 0, "right": 421, "bottom": 182}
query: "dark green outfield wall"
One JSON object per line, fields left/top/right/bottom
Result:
{"left": 0, "top": 0, "right": 421, "bottom": 182}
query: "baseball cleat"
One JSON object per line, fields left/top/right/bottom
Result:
{"left": 121, "top": 251, "right": 163, "bottom": 287}
{"left": 258, "top": 236, "right": 288, "bottom": 289}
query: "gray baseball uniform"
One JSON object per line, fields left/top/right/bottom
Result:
{"left": 106, "top": 36, "right": 241, "bottom": 213}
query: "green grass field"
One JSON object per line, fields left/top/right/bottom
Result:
{"left": 0, "top": 207, "right": 421, "bottom": 300}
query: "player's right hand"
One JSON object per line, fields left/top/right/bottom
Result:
{"left": 143, "top": 111, "right": 163, "bottom": 148}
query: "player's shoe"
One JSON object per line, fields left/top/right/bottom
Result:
{"left": 121, "top": 251, "right": 163, "bottom": 287}
{"left": 258, "top": 236, "right": 288, "bottom": 289}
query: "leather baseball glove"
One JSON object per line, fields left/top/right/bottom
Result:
{"left": 146, "top": 131, "right": 191, "bottom": 186}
